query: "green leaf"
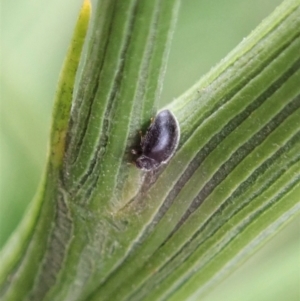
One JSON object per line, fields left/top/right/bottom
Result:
{"left": 0, "top": 0, "right": 299, "bottom": 301}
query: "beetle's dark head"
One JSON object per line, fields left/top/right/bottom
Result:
{"left": 135, "top": 155, "right": 159, "bottom": 171}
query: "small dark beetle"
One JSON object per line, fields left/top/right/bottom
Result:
{"left": 135, "top": 109, "right": 180, "bottom": 171}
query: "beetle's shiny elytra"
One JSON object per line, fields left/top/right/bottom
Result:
{"left": 135, "top": 109, "right": 180, "bottom": 171}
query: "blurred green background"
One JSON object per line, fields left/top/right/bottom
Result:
{"left": 0, "top": 0, "right": 299, "bottom": 300}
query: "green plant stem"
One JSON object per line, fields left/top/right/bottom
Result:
{"left": 87, "top": 1, "right": 300, "bottom": 300}
{"left": 0, "top": 1, "right": 91, "bottom": 300}
{"left": 1, "top": 0, "right": 299, "bottom": 301}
